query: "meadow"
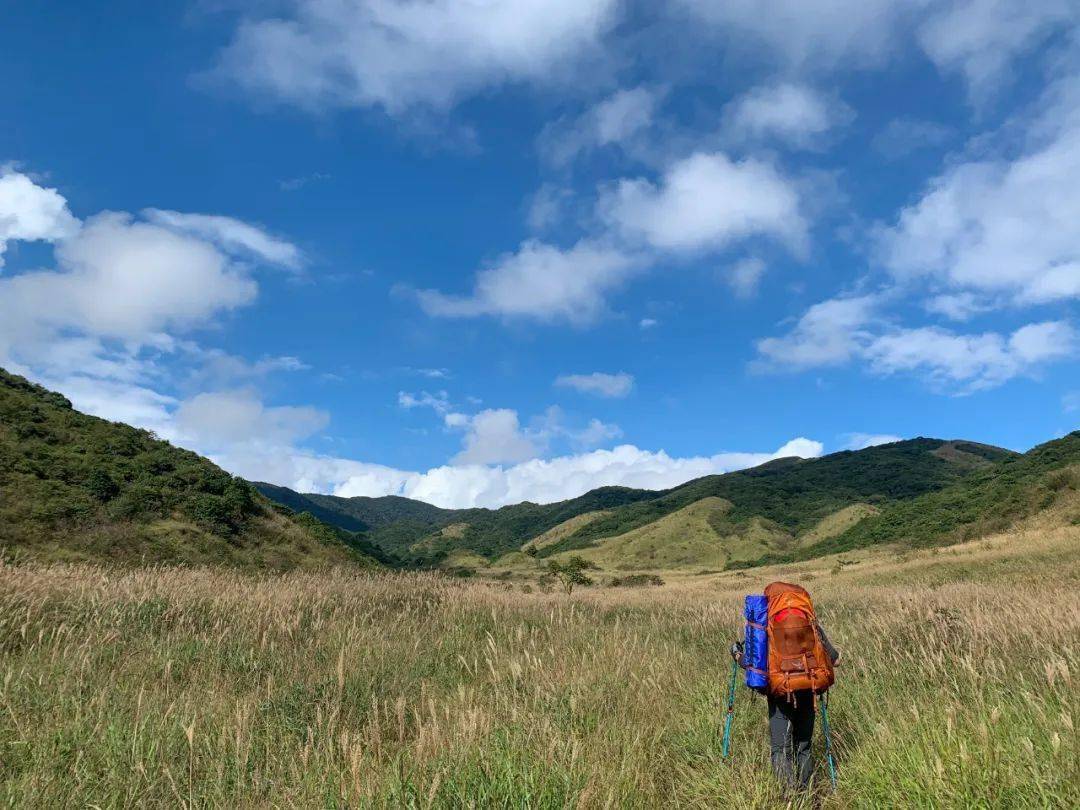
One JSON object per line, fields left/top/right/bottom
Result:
{"left": 1, "top": 519, "right": 1077, "bottom": 808}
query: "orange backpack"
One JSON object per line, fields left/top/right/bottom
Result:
{"left": 764, "top": 581, "right": 835, "bottom": 698}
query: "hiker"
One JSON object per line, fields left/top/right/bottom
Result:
{"left": 737, "top": 582, "right": 840, "bottom": 791}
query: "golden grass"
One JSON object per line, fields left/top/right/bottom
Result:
{"left": 795, "top": 504, "right": 880, "bottom": 549}
{"left": 1, "top": 522, "right": 1077, "bottom": 807}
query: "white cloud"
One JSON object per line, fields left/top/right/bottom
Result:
{"left": 843, "top": 432, "right": 903, "bottom": 450}
{"left": 864, "top": 321, "right": 1078, "bottom": 392}
{"left": 451, "top": 408, "right": 542, "bottom": 465}
{"left": 216, "top": 0, "right": 620, "bottom": 114}
{"left": 0, "top": 170, "right": 79, "bottom": 266}
{"left": 175, "top": 389, "right": 329, "bottom": 450}
{"left": 554, "top": 371, "right": 634, "bottom": 398}
{"left": 0, "top": 212, "right": 259, "bottom": 368}
{"left": 570, "top": 418, "right": 623, "bottom": 447}
{"left": 0, "top": 169, "right": 318, "bottom": 469}
{"left": 144, "top": 209, "right": 303, "bottom": 270}
{"left": 727, "top": 257, "right": 767, "bottom": 299}
{"left": 599, "top": 152, "right": 806, "bottom": 255}
{"left": 285, "top": 436, "right": 826, "bottom": 508}
{"left": 723, "top": 84, "right": 853, "bottom": 149}
{"left": 917, "top": 0, "right": 1077, "bottom": 102}
{"left": 676, "top": 1, "right": 1072, "bottom": 99}
{"left": 539, "top": 86, "right": 662, "bottom": 165}
{"left": 878, "top": 75, "right": 1080, "bottom": 305}
{"left": 675, "top": 0, "right": 924, "bottom": 71}
{"left": 398, "top": 389, "right": 452, "bottom": 415}
{"left": 525, "top": 184, "right": 573, "bottom": 231}
{"left": 756, "top": 295, "right": 881, "bottom": 370}
{"left": 416, "top": 239, "right": 640, "bottom": 324}
{"left": 758, "top": 293, "right": 1077, "bottom": 392}
{"left": 639, "top": 318, "right": 659, "bottom": 329}
{"left": 923, "top": 292, "right": 993, "bottom": 322}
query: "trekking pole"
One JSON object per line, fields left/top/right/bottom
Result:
{"left": 820, "top": 692, "right": 838, "bottom": 789}
{"left": 721, "top": 642, "right": 741, "bottom": 758}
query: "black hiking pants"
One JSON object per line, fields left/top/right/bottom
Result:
{"left": 768, "top": 690, "right": 815, "bottom": 789}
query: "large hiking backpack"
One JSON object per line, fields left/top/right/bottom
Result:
{"left": 742, "top": 594, "right": 769, "bottom": 691}
{"left": 764, "top": 581, "right": 834, "bottom": 698}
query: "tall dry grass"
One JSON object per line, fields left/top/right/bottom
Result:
{"left": 1, "top": 524, "right": 1077, "bottom": 808}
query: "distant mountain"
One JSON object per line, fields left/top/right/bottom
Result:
{"left": 814, "top": 431, "right": 1080, "bottom": 558}
{"left": 0, "top": 369, "right": 381, "bottom": 570}
{"left": 254, "top": 437, "right": 1044, "bottom": 569}
{"left": 251, "top": 483, "right": 454, "bottom": 532}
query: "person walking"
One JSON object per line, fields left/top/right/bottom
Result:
{"left": 753, "top": 581, "right": 840, "bottom": 791}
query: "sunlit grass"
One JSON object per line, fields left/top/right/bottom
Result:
{"left": 1, "top": 523, "right": 1077, "bottom": 807}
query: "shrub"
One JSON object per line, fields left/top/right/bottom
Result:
{"left": 85, "top": 469, "right": 119, "bottom": 502}
{"left": 182, "top": 493, "right": 235, "bottom": 535}
{"left": 610, "top": 574, "right": 664, "bottom": 587}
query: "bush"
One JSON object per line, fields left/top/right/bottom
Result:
{"left": 182, "top": 494, "right": 236, "bottom": 535}
{"left": 85, "top": 469, "right": 119, "bottom": 502}
{"left": 610, "top": 574, "right": 664, "bottom": 587}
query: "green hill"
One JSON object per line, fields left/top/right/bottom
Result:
{"left": 0, "top": 369, "right": 381, "bottom": 570}
{"left": 257, "top": 437, "right": 1031, "bottom": 568}
{"left": 814, "top": 431, "right": 1080, "bottom": 557}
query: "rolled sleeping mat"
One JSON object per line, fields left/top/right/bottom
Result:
{"left": 743, "top": 594, "right": 768, "bottom": 691}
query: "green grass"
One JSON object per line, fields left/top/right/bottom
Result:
{"left": 1, "top": 524, "right": 1076, "bottom": 807}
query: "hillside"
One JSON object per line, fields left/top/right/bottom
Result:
{"left": 0, "top": 369, "right": 380, "bottom": 570}
{"left": 257, "top": 437, "right": 1026, "bottom": 568}
{"left": 253, "top": 483, "right": 659, "bottom": 564}
{"left": 815, "top": 431, "right": 1080, "bottom": 557}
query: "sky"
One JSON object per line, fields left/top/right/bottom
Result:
{"left": 1, "top": 1, "right": 1078, "bottom": 509}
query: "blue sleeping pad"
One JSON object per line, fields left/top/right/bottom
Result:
{"left": 743, "top": 594, "right": 768, "bottom": 691}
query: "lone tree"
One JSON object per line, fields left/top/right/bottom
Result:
{"left": 546, "top": 556, "right": 595, "bottom": 594}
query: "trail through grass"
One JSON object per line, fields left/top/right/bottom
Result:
{"left": 1, "top": 524, "right": 1077, "bottom": 807}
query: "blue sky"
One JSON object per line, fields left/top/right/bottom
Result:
{"left": 1, "top": 1, "right": 1078, "bottom": 507}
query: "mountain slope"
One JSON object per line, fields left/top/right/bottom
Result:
{"left": 256, "top": 437, "right": 1019, "bottom": 566}
{"left": 815, "top": 431, "right": 1080, "bottom": 557}
{"left": 0, "top": 369, "right": 380, "bottom": 570}
{"left": 544, "top": 439, "right": 1014, "bottom": 557}
{"left": 257, "top": 484, "right": 660, "bottom": 563}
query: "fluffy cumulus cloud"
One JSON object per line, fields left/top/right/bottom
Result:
{"left": 864, "top": 321, "right": 1078, "bottom": 392}
{"left": 420, "top": 148, "right": 808, "bottom": 323}
{"left": 0, "top": 169, "right": 79, "bottom": 265}
{"left": 756, "top": 295, "right": 881, "bottom": 370}
{"left": 723, "top": 84, "right": 853, "bottom": 149}
{"left": 0, "top": 170, "right": 307, "bottom": 437}
{"left": 174, "top": 390, "right": 329, "bottom": 451}
{"left": 417, "top": 239, "right": 640, "bottom": 324}
{"left": 247, "top": 436, "right": 825, "bottom": 509}
{"left": 917, "top": 0, "right": 1077, "bottom": 101}
{"left": 878, "top": 80, "right": 1080, "bottom": 306}
{"left": 757, "top": 293, "right": 1077, "bottom": 392}
{"left": 599, "top": 152, "right": 807, "bottom": 255}
{"left": 554, "top": 371, "right": 634, "bottom": 398}
{"left": 450, "top": 408, "right": 543, "bottom": 465}
{"left": 216, "top": 0, "right": 620, "bottom": 113}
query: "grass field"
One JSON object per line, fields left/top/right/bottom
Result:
{"left": 1, "top": 519, "right": 1078, "bottom": 807}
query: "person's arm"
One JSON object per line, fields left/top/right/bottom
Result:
{"left": 816, "top": 622, "right": 840, "bottom": 664}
